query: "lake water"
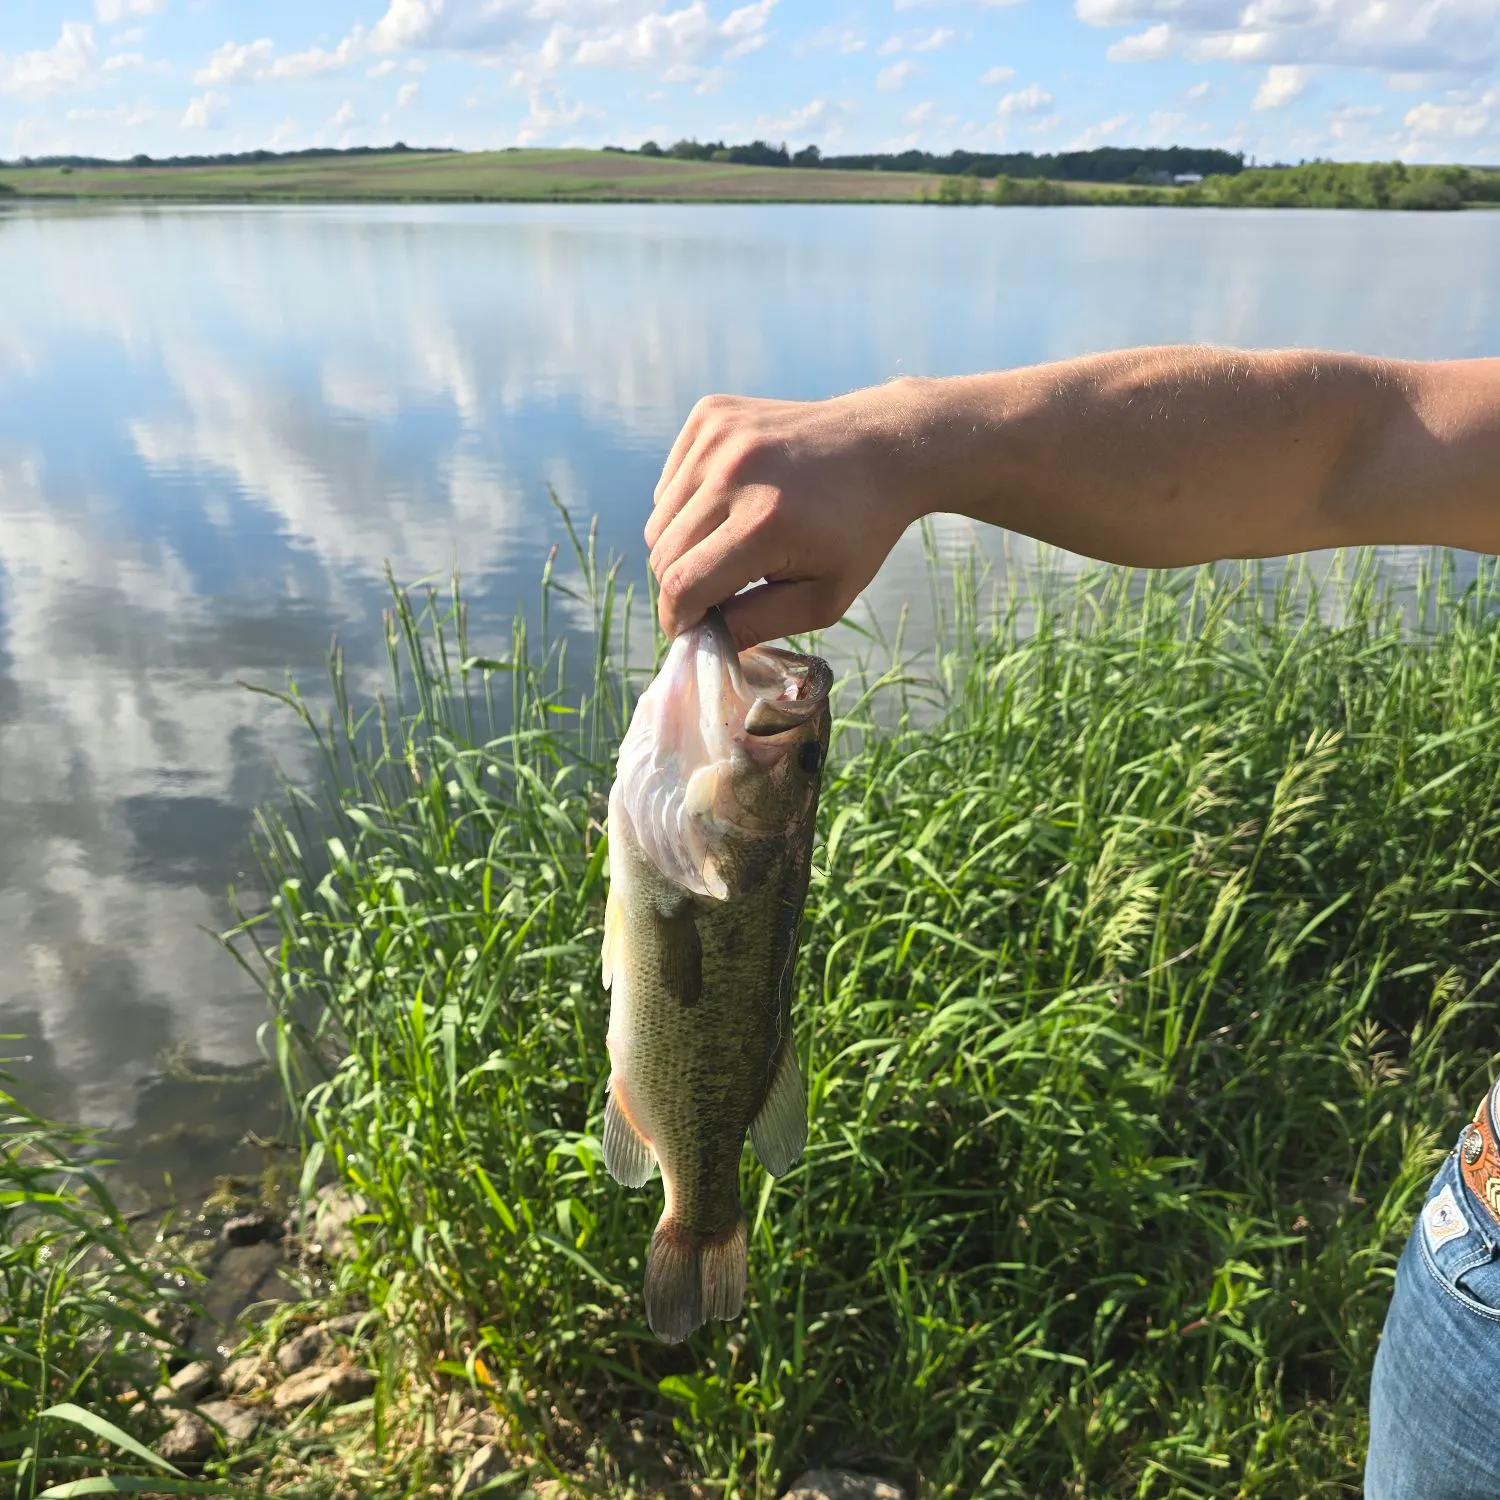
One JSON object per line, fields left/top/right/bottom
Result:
{"left": 3, "top": 201, "right": 1498, "bottom": 1196}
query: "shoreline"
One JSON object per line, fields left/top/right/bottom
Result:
{"left": 4, "top": 147, "right": 1495, "bottom": 211}
{"left": 4, "top": 191, "right": 1499, "bottom": 209}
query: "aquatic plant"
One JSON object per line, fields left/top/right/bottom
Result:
{"left": 0, "top": 1074, "right": 204, "bottom": 1497}
{"left": 239, "top": 535, "right": 1500, "bottom": 1496}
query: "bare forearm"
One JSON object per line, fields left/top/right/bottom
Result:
{"left": 873, "top": 347, "right": 1500, "bottom": 566}
{"left": 648, "top": 345, "right": 1500, "bottom": 646}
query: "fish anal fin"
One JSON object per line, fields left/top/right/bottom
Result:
{"left": 749, "top": 1036, "right": 807, "bottom": 1178}
{"left": 603, "top": 1083, "right": 656, "bottom": 1188}
{"left": 644, "top": 1212, "right": 747, "bottom": 1342}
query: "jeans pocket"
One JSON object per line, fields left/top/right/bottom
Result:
{"left": 1421, "top": 1163, "right": 1500, "bottom": 1320}
{"left": 1453, "top": 1245, "right": 1500, "bottom": 1313}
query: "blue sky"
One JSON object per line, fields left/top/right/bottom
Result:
{"left": 2, "top": 0, "right": 1498, "bottom": 165}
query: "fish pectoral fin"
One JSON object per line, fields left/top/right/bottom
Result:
{"left": 749, "top": 1035, "right": 808, "bottom": 1178}
{"left": 601, "top": 885, "right": 623, "bottom": 991}
{"left": 603, "top": 1084, "right": 657, "bottom": 1188}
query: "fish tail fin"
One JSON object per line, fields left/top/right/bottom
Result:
{"left": 644, "top": 1211, "right": 748, "bottom": 1343}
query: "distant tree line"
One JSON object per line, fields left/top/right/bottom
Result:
{"left": 635, "top": 138, "right": 822, "bottom": 168}
{"left": 631, "top": 139, "right": 1245, "bottom": 181}
{"left": 0, "top": 143, "right": 454, "bottom": 169}
{"left": 1194, "top": 159, "right": 1500, "bottom": 210}
{"left": 927, "top": 159, "right": 1500, "bottom": 211}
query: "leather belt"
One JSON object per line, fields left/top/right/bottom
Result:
{"left": 1460, "top": 1080, "right": 1500, "bottom": 1228}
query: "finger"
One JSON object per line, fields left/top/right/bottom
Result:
{"left": 648, "top": 485, "right": 732, "bottom": 585}
{"left": 657, "top": 499, "right": 783, "bottom": 638}
{"left": 719, "top": 579, "right": 842, "bottom": 652}
{"left": 646, "top": 420, "right": 720, "bottom": 550}
{"left": 652, "top": 394, "right": 729, "bottom": 512}
{"left": 653, "top": 402, "right": 708, "bottom": 503}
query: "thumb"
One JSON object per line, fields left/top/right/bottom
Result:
{"left": 719, "top": 579, "right": 842, "bottom": 652}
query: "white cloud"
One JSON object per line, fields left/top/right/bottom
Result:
{"left": 1253, "top": 63, "right": 1311, "bottom": 109}
{"left": 360, "top": 0, "right": 778, "bottom": 88}
{"left": 194, "top": 30, "right": 369, "bottom": 87}
{"left": 575, "top": 6, "right": 714, "bottom": 67}
{"left": 396, "top": 81, "right": 420, "bottom": 107}
{"left": 895, "top": 0, "right": 1020, "bottom": 8}
{"left": 370, "top": 0, "right": 439, "bottom": 53}
{"left": 66, "top": 102, "right": 156, "bottom": 127}
{"left": 1079, "top": 0, "right": 1500, "bottom": 75}
{"left": 980, "top": 64, "right": 1016, "bottom": 84}
{"left": 1404, "top": 90, "right": 1495, "bottom": 139}
{"left": 1328, "top": 100, "right": 1383, "bottom": 137}
{"left": 905, "top": 100, "right": 935, "bottom": 126}
{"left": 0, "top": 22, "right": 99, "bottom": 98}
{"left": 1068, "top": 109, "right": 1132, "bottom": 147}
{"left": 1142, "top": 106, "right": 1187, "bottom": 141}
{"left": 877, "top": 59, "right": 920, "bottom": 90}
{"left": 879, "top": 27, "right": 956, "bottom": 54}
{"left": 194, "top": 38, "right": 272, "bottom": 86}
{"left": 722, "top": 0, "right": 777, "bottom": 57}
{"left": 269, "top": 113, "right": 299, "bottom": 147}
{"left": 102, "top": 51, "right": 146, "bottom": 73}
{"left": 180, "top": 89, "right": 227, "bottom": 129}
{"left": 998, "top": 83, "right": 1055, "bottom": 115}
{"left": 513, "top": 91, "right": 604, "bottom": 145}
{"left": 95, "top": 0, "right": 164, "bottom": 23}
{"left": 1185, "top": 79, "right": 1211, "bottom": 100}
{"left": 753, "top": 97, "right": 829, "bottom": 137}
{"left": 1107, "top": 23, "right": 1173, "bottom": 61}
{"left": 270, "top": 31, "right": 367, "bottom": 79}
{"left": 367, "top": 59, "right": 398, "bottom": 77}
{"left": 795, "top": 24, "right": 866, "bottom": 55}
{"left": 329, "top": 100, "right": 360, "bottom": 129}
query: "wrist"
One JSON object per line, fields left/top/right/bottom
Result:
{"left": 841, "top": 374, "right": 1010, "bottom": 530}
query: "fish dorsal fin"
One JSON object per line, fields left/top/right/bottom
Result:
{"left": 603, "top": 1084, "right": 657, "bottom": 1188}
{"left": 749, "top": 1035, "right": 807, "bottom": 1178}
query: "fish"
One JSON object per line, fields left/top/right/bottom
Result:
{"left": 600, "top": 606, "right": 833, "bottom": 1342}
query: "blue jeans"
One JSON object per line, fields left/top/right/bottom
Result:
{"left": 1366, "top": 1136, "right": 1500, "bottom": 1498}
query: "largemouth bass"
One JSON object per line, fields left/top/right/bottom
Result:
{"left": 601, "top": 607, "right": 832, "bottom": 1342}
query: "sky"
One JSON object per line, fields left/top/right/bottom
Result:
{"left": 1, "top": 0, "right": 1498, "bottom": 166}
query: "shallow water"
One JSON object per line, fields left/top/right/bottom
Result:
{"left": 1, "top": 201, "right": 1496, "bottom": 1194}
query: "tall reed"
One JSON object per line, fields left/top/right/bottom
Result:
{"left": 1, "top": 1072, "right": 204, "bottom": 1497}
{"left": 238, "top": 538, "right": 1500, "bottom": 1497}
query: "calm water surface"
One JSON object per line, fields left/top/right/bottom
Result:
{"left": 2, "top": 202, "right": 1497, "bottom": 1193}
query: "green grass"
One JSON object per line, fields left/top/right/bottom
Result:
{"left": 0, "top": 1072, "right": 210, "bottom": 1498}
{"left": 4, "top": 149, "right": 1495, "bottom": 210}
{"left": 233, "top": 537, "right": 1500, "bottom": 1497}
{"left": 0, "top": 149, "right": 943, "bottom": 204}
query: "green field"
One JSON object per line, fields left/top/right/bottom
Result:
{"left": 0, "top": 148, "right": 946, "bottom": 204}
{"left": 5, "top": 149, "right": 1492, "bottom": 210}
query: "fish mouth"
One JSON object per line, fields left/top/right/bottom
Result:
{"left": 691, "top": 608, "right": 833, "bottom": 750}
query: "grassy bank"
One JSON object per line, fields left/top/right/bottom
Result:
{"left": 230, "top": 542, "right": 1500, "bottom": 1497}
{"left": 3, "top": 147, "right": 1496, "bottom": 209}
{"left": 0, "top": 148, "right": 942, "bottom": 204}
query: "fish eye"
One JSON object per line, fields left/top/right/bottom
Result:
{"left": 798, "top": 742, "right": 823, "bottom": 775}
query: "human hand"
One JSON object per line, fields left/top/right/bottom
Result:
{"left": 645, "top": 384, "right": 932, "bottom": 649}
